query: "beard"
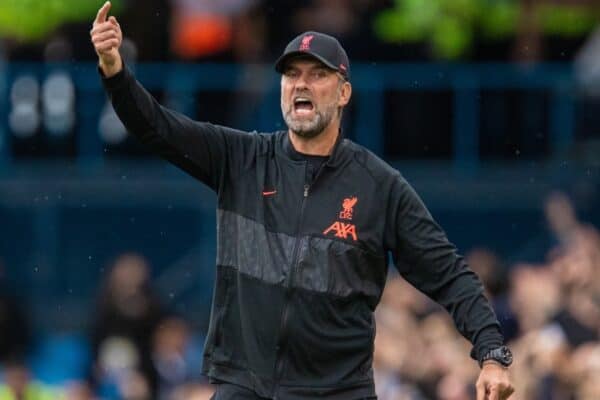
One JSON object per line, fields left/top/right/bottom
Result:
{"left": 282, "top": 101, "right": 338, "bottom": 139}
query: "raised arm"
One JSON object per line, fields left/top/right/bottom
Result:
{"left": 91, "top": 1, "right": 123, "bottom": 78}
{"left": 90, "top": 2, "right": 254, "bottom": 191}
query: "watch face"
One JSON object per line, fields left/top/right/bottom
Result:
{"left": 482, "top": 346, "right": 513, "bottom": 367}
{"left": 493, "top": 346, "right": 512, "bottom": 366}
{"left": 501, "top": 347, "right": 513, "bottom": 364}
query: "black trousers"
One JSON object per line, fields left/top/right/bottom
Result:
{"left": 210, "top": 383, "right": 377, "bottom": 399}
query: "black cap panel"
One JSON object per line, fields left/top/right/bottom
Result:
{"left": 274, "top": 31, "right": 350, "bottom": 80}
{"left": 275, "top": 51, "right": 338, "bottom": 73}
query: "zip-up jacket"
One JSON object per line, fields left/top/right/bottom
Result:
{"left": 102, "top": 66, "right": 504, "bottom": 399}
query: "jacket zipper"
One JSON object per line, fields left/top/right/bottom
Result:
{"left": 273, "top": 182, "right": 310, "bottom": 394}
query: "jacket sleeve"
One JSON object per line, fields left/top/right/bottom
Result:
{"left": 383, "top": 174, "right": 504, "bottom": 363}
{"left": 101, "top": 65, "right": 254, "bottom": 192}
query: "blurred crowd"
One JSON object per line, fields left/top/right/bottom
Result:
{"left": 3, "top": 0, "right": 600, "bottom": 161}
{"left": 374, "top": 191, "right": 600, "bottom": 400}
{"left": 0, "top": 253, "right": 215, "bottom": 400}
{"left": 0, "top": 191, "right": 598, "bottom": 399}
{"left": 4, "top": 0, "right": 597, "bottom": 64}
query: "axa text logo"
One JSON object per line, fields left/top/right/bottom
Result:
{"left": 323, "top": 197, "right": 358, "bottom": 241}
{"left": 323, "top": 221, "right": 358, "bottom": 241}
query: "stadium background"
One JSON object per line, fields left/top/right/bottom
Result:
{"left": 0, "top": 0, "right": 599, "bottom": 399}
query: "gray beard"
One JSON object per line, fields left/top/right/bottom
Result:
{"left": 283, "top": 104, "right": 337, "bottom": 139}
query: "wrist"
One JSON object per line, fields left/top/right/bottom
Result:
{"left": 99, "top": 56, "right": 123, "bottom": 78}
{"left": 479, "top": 345, "right": 513, "bottom": 368}
{"left": 482, "top": 359, "right": 509, "bottom": 369}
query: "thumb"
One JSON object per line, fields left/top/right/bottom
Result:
{"left": 95, "top": 1, "right": 111, "bottom": 24}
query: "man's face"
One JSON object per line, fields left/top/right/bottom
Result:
{"left": 280, "top": 57, "right": 349, "bottom": 138}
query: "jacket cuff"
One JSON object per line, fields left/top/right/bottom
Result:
{"left": 99, "top": 64, "right": 130, "bottom": 91}
{"left": 470, "top": 326, "right": 505, "bottom": 363}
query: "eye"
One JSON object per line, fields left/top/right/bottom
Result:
{"left": 311, "top": 69, "right": 328, "bottom": 80}
{"left": 284, "top": 69, "right": 299, "bottom": 79}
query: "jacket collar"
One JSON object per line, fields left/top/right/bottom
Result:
{"left": 281, "top": 129, "right": 346, "bottom": 167}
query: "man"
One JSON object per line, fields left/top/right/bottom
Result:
{"left": 91, "top": 2, "right": 514, "bottom": 399}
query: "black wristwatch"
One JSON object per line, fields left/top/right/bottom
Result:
{"left": 479, "top": 345, "right": 513, "bottom": 368}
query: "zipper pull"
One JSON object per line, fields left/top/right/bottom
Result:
{"left": 304, "top": 184, "right": 310, "bottom": 197}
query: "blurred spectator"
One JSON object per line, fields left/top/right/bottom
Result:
{"left": 63, "top": 381, "right": 96, "bottom": 400}
{"left": 292, "top": 0, "right": 358, "bottom": 39}
{"left": 568, "top": 343, "right": 600, "bottom": 399}
{"left": 542, "top": 192, "right": 600, "bottom": 347}
{"left": 374, "top": 280, "right": 483, "bottom": 400}
{"left": 373, "top": 303, "right": 427, "bottom": 399}
{"left": 509, "top": 265, "right": 562, "bottom": 334}
{"left": 169, "top": 382, "right": 214, "bottom": 400}
{"left": 549, "top": 228, "right": 600, "bottom": 347}
{"left": 152, "top": 316, "right": 203, "bottom": 400}
{"left": 465, "top": 248, "right": 507, "bottom": 300}
{"left": 90, "top": 253, "right": 166, "bottom": 399}
{"left": 544, "top": 191, "right": 583, "bottom": 249}
{"left": 465, "top": 248, "right": 518, "bottom": 341}
{"left": 0, "top": 261, "right": 30, "bottom": 366}
{"left": 169, "top": 0, "right": 259, "bottom": 61}
{"left": 379, "top": 274, "right": 433, "bottom": 318}
{"left": 0, "top": 360, "right": 58, "bottom": 400}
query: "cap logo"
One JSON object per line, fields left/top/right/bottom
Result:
{"left": 299, "top": 35, "right": 314, "bottom": 51}
{"left": 339, "top": 64, "right": 347, "bottom": 71}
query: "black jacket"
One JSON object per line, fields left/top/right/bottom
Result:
{"left": 102, "top": 66, "right": 504, "bottom": 399}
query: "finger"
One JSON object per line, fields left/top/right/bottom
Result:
{"left": 95, "top": 1, "right": 112, "bottom": 24}
{"left": 92, "top": 29, "right": 119, "bottom": 43}
{"left": 96, "top": 38, "right": 120, "bottom": 49}
{"left": 488, "top": 385, "right": 499, "bottom": 400}
{"left": 95, "top": 43, "right": 118, "bottom": 55}
{"left": 108, "top": 17, "right": 122, "bottom": 36}
{"left": 91, "top": 21, "right": 116, "bottom": 36}
{"left": 476, "top": 382, "right": 485, "bottom": 400}
{"left": 95, "top": 39, "right": 120, "bottom": 53}
{"left": 501, "top": 385, "right": 515, "bottom": 399}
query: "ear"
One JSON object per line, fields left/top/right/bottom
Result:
{"left": 338, "top": 81, "right": 352, "bottom": 107}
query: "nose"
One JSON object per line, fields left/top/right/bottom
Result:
{"left": 293, "top": 72, "right": 310, "bottom": 90}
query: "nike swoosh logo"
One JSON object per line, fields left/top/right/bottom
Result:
{"left": 262, "top": 190, "right": 277, "bottom": 196}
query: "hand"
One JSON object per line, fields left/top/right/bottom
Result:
{"left": 476, "top": 362, "right": 514, "bottom": 400}
{"left": 90, "top": 1, "right": 123, "bottom": 77}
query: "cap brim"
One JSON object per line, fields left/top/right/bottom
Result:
{"left": 274, "top": 51, "right": 339, "bottom": 74}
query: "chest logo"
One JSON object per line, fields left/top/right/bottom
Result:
{"left": 340, "top": 196, "right": 357, "bottom": 220}
{"left": 323, "top": 197, "right": 358, "bottom": 241}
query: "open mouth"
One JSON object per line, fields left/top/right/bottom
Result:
{"left": 293, "top": 97, "right": 314, "bottom": 115}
